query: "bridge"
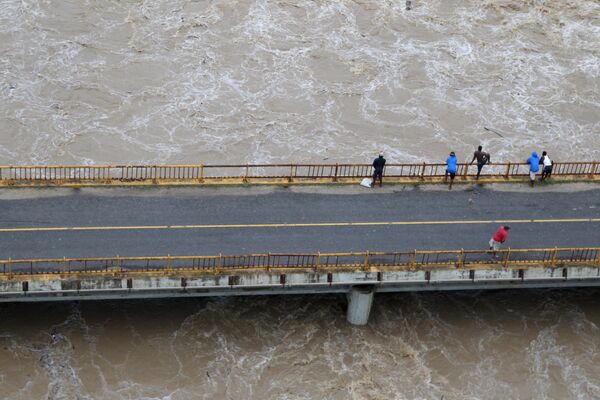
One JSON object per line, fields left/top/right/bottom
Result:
{"left": 0, "top": 161, "right": 599, "bottom": 324}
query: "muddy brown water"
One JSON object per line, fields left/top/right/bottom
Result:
{"left": 1, "top": 0, "right": 600, "bottom": 398}
{"left": 1, "top": 291, "right": 600, "bottom": 399}
{"left": 0, "top": 0, "right": 599, "bottom": 165}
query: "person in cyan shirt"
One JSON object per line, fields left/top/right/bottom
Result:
{"left": 526, "top": 151, "right": 540, "bottom": 187}
{"left": 444, "top": 151, "right": 457, "bottom": 190}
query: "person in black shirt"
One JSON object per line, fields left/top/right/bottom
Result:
{"left": 372, "top": 153, "right": 386, "bottom": 187}
{"left": 470, "top": 145, "right": 491, "bottom": 179}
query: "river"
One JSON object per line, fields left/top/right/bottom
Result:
{"left": 1, "top": 0, "right": 599, "bottom": 399}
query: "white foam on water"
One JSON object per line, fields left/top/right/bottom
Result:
{"left": 2, "top": 291, "right": 600, "bottom": 399}
{"left": 1, "top": 0, "right": 599, "bottom": 165}
{"left": 1, "top": 0, "right": 600, "bottom": 397}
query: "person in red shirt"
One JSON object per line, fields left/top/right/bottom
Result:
{"left": 489, "top": 226, "right": 510, "bottom": 258}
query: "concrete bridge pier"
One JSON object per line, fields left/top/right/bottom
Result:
{"left": 346, "top": 286, "right": 375, "bottom": 325}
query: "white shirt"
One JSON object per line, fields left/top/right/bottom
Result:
{"left": 543, "top": 156, "right": 552, "bottom": 167}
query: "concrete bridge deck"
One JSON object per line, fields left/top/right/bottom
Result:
{"left": 1, "top": 184, "right": 599, "bottom": 260}
{"left": 1, "top": 183, "right": 599, "bottom": 324}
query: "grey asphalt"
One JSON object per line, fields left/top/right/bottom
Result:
{"left": 0, "top": 185, "right": 599, "bottom": 260}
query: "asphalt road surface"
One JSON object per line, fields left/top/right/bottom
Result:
{"left": 1, "top": 185, "right": 599, "bottom": 260}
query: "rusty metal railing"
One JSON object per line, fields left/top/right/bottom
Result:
{"left": 0, "top": 161, "right": 597, "bottom": 185}
{"left": 1, "top": 247, "right": 598, "bottom": 276}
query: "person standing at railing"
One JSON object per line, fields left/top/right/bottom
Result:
{"left": 444, "top": 151, "right": 457, "bottom": 190}
{"left": 372, "top": 153, "right": 386, "bottom": 187}
{"left": 489, "top": 226, "right": 510, "bottom": 259}
{"left": 526, "top": 151, "right": 540, "bottom": 187}
{"left": 539, "top": 151, "right": 553, "bottom": 181}
{"left": 470, "top": 145, "right": 491, "bottom": 180}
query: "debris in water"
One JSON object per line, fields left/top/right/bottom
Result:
{"left": 484, "top": 127, "right": 505, "bottom": 138}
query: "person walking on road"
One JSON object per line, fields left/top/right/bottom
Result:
{"left": 372, "top": 153, "right": 386, "bottom": 187}
{"left": 470, "top": 145, "right": 491, "bottom": 180}
{"left": 489, "top": 226, "right": 510, "bottom": 258}
{"left": 526, "top": 151, "right": 540, "bottom": 187}
{"left": 444, "top": 151, "right": 457, "bottom": 190}
{"left": 540, "top": 151, "right": 553, "bottom": 181}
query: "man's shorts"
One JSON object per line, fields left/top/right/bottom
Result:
{"left": 529, "top": 171, "right": 537, "bottom": 180}
{"left": 489, "top": 239, "right": 501, "bottom": 251}
{"left": 477, "top": 162, "right": 485, "bottom": 172}
{"left": 543, "top": 166, "right": 553, "bottom": 174}
{"left": 446, "top": 170, "right": 456, "bottom": 179}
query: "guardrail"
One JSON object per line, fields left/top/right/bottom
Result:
{"left": 1, "top": 247, "right": 598, "bottom": 276}
{"left": 0, "top": 161, "right": 597, "bottom": 186}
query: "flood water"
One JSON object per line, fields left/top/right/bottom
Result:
{"left": 0, "top": 0, "right": 599, "bottom": 165}
{"left": 1, "top": 0, "right": 600, "bottom": 398}
{"left": 2, "top": 290, "right": 600, "bottom": 399}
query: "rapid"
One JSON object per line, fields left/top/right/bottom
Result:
{"left": 1, "top": 0, "right": 599, "bottom": 399}
{"left": 1, "top": 0, "right": 599, "bottom": 165}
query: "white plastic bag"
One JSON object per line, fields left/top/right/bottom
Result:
{"left": 360, "top": 177, "right": 372, "bottom": 188}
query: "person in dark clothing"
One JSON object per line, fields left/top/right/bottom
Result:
{"left": 372, "top": 153, "right": 386, "bottom": 187}
{"left": 539, "top": 151, "right": 553, "bottom": 181}
{"left": 470, "top": 145, "right": 490, "bottom": 180}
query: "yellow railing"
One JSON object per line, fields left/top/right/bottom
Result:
{"left": 0, "top": 161, "right": 597, "bottom": 185}
{"left": 1, "top": 247, "right": 598, "bottom": 276}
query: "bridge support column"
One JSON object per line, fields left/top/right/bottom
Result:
{"left": 346, "top": 286, "right": 374, "bottom": 325}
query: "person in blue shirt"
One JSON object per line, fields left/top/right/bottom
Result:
{"left": 526, "top": 151, "right": 540, "bottom": 187}
{"left": 444, "top": 151, "right": 458, "bottom": 190}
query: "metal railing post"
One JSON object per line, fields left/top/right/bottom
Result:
{"left": 364, "top": 251, "right": 369, "bottom": 270}
{"left": 457, "top": 248, "right": 465, "bottom": 268}
{"left": 590, "top": 162, "right": 598, "bottom": 179}
{"left": 504, "top": 163, "right": 511, "bottom": 179}
{"left": 462, "top": 164, "right": 468, "bottom": 180}
{"left": 333, "top": 164, "right": 338, "bottom": 182}
{"left": 315, "top": 251, "right": 321, "bottom": 271}
{"left": 420, "top": 163, "right": 426, "bottom": 180}
{"left": 551, "top": 247, "right": 558, "bottom": 267}
{"left": 244, "top": 164, "right": 249, "bottom": 183}
{"left": 503, "top": 248, "right": 511, "bottom": 268}
{"left": 199, "top": 164, "right": 204, "bottom": 183}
